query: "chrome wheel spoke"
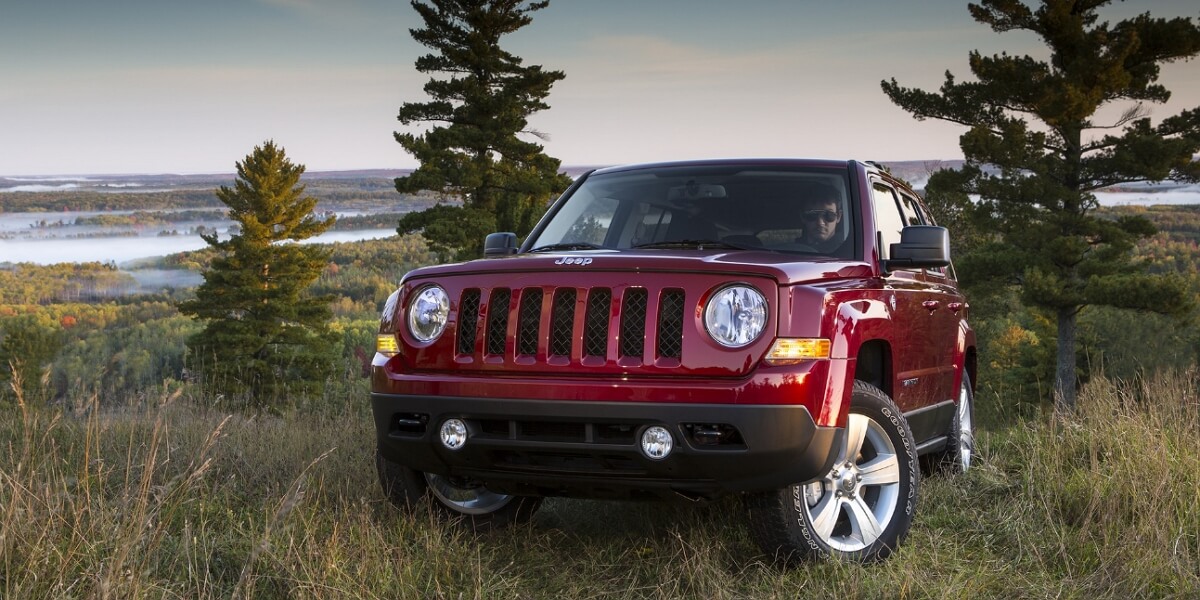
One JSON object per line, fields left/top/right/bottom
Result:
{"left": 846, "top": 495, "right": 884, "bottom": 546}
{"left": 844, "top": 414, "right": 868, "bottom": 462}
{"left": 809, "top": 492, "right": 840, "bottom": 541}
{"left": 858, "top": 453, "right": 900, "bottom": 487}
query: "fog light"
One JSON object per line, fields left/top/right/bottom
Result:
{"left": 640, "top": 426, "right": 674, "bottom": 460}
{"left": 439, "top": 418, "right": 467, "bottom": 450}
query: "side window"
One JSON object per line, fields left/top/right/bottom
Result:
{"left": 897, "top": 191, "right": 926, "bottom": 226}
{"left": 872, "top": 184, "right": 906, "bottom": 260}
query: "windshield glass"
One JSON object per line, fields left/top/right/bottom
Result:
{"left": 529, "top": 165, "right": 856, "bottom": 258}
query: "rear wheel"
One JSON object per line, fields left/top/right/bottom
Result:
{"left": 746, "top": 380, "right": 919, "bottom": 564}
{"left": 927, "top": 372, "right": 974, "bottom": 475}
{"left": 375, "top": 450, "right": 541, "bottom": 530}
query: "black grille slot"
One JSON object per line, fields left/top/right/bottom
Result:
{"left": 517, "top": 288, "right": 544, "bottom": 356}
{"left": 486, "top": 288, "right": 511, "bottom": 355}
{"left": 456, "top": 289, "right": 481, "bottom": 354}
{"left": 584, "top": 288, "right": 611, "bottom": 358}
{"left": 656, "top": 289, "right": 685, "bottom": 359}
{"left": 594, "top": 424, "right": 637, "bottom": 443}
{"left": 518, "top": 421, "right": 586, "bottom": 442}
{"left": 390, "top": 413, "right": 428, "bottom": 435}
{"left": 478, "top": 419, "right": 509, "bottom": 437}
{"left": 619, "top": 288, "right": 648, "bottom": 359}
{"left": 549, "top": 288, "right": 576, "bottom": 357}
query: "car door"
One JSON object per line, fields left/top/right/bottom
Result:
{"left": 897, "top": 188, "right": 961, "bottom": 404}
{"left": 870, "top": 182, "right": 946, "bottom": 412}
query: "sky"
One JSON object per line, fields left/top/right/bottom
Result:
{"left": 2, "top": 0, "right": 1198, "bottom": 176}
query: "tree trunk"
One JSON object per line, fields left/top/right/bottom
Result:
{"left": 1055, "top": 308, "right": 1077, "bottom": 411}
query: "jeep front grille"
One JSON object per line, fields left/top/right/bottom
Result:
{"left": 619, "top": 288, "right": 648, "bottom": 359}
{"left": 485, "top": 288, "right": 511, "bottom": 355}
{"left": 549, "top": 288, "right": 576, "bottom": 358}
{"left": 457, "top": 289, "right": 481, "bottom": 354}
{"left": 517, "top": 288, "right": 543, "bottom": 356}
{"left": 656, "top": 289, "right": 686, "bottom": 360}
{"left": 455, "top": 285, "right": 687, "bottom": 364}
{"left": 583, "top": 288, "right": 611, "bottom": 359}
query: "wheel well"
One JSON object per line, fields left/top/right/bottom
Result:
{"left": 854, "top": 340, "right": 893, "bottom": 399}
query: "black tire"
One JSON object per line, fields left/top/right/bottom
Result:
{"left": 375, "top": 450, "right": 541, "bottom": 531}
{"left": 927, "top": 372, "right": 975, "bottom": 475}
{"left": 745, "top": 380, "right": 919, "bottom": 564}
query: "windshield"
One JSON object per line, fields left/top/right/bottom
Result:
{"left": 528, "top": 165, "right": 856, "bottom": 258}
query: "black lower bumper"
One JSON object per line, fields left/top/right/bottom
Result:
{"left": 372, "top": 393, "right": 843, "bottom": 500}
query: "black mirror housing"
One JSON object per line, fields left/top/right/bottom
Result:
{"left": 886, "top": 226, "right": 950, "bottom": 270}
{"left": 484, "top": 232, "right": 518, "bottom": 257}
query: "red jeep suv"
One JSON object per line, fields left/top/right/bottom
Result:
{"left": 372, "top": 159, "right": 976, "bottom": 563}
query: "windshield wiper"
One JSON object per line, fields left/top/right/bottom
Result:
{"left": 528, "top": 242, "right": 605, "bottom": 252}
{"left": 633, "top": 239, "right": 746, "bottom": 250}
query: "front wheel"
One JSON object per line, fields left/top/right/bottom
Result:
{"left": 375, "top": 450, "right": 541, "bottom": 531}
{"left": 746, "top": 380, "right": 919, "bottom": 564}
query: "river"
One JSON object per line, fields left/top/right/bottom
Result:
{"left": 0, "top": 228, "right": 399, "bottom": 266}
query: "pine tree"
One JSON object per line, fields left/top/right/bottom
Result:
{"left": 395, "top": 0, "right": 573, "bottom": 261}
{"left": 882, "top": 0, "right": 1200, "bottom": 411}
{"left": 179, "top": 141, "right": 338, "bottom": 403}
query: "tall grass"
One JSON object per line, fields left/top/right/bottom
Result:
{"left": 1, "top": 372, "right": 1197, "bottom": 598}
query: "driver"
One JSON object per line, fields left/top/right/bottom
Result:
{"left": 799, "top": 185, "right": 844, "bottom": 254}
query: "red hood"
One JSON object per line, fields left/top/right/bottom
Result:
{"left": 401, "top": 250, "right": 874, "bottom": 286}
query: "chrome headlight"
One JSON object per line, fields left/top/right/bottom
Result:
{"left": 704, "top": 285, "right": 767, "bottom": 348}
{"left": 407, "top": 285, "right": 450, "bottom": 343}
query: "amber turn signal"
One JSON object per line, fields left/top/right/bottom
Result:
{"left": 376, "top": 333, "right": 400, "bottom": 357}
{"left": 763, "top": 338, "right": 830, "bottom": 365}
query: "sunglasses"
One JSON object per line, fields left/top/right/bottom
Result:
{"left": 802, "top": 209, "right": 840, "bottom": 224}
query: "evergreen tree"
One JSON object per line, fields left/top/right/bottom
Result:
{"left": 179, "top": 141, "right": 338, "bottom": 403}
{"left": 882, "top": 0, "right": 1200, "bottom": 410}
{"left": 395, "top": 0, "right": 573, "bottom": 261}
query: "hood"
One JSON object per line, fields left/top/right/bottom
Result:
{"left": 402, "top": 249, "right": 875, "bottom": 287}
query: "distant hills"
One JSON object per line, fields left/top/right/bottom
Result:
{"left": 5, "top": 160, "right": 1197, "bottom": 201}
{"left": 1, "top": 162, "right": 943, "bottom": 194}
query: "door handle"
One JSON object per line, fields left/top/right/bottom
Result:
{"left": 947, "top": 302, "right": 964, "bottom": 313}
{"left": 922, "top": 300, "right": 940, "bottom": 311}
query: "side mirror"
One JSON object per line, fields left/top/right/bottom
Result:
{"left": 484, "top": 232, "right": 518, "bottom": 257}
{"left": 885, "top": 226, "right": 950, "bottom": 271}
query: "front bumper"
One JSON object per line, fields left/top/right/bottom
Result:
{"left": 372, "top": 393, "right": 842, "bottom": 500}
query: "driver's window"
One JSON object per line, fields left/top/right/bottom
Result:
{"left": 872, "top": 184, "right": 906, "bottom": 260}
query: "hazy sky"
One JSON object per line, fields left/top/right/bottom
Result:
{"left": 2, "top": 0, "right": 1198, "bottom": 176}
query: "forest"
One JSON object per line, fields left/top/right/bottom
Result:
{"left": 0, "top": 234, "right": 434, "bottom": 406}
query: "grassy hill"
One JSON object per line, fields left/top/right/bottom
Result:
{"left": 1, "top": 374, "right": 1196, "bottom": 598}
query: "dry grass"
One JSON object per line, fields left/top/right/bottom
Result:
{"left": 2, "top": 373, "right": 1198, "bottom": 599}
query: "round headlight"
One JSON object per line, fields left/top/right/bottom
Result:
{"left": 407, "top": 285, "right": 450, "bottom": 342}
{"left": 704, "top": 285, "right": 767, "bottom": 348}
